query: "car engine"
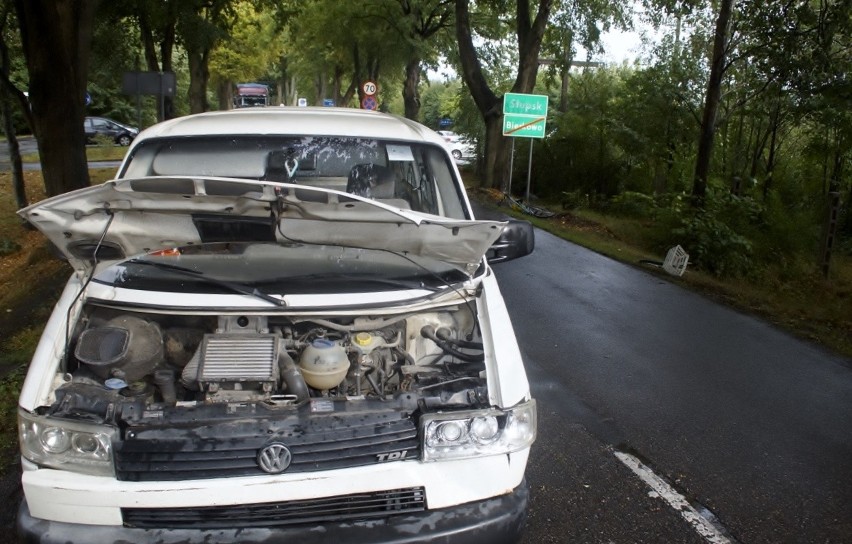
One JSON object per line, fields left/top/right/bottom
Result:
{"left": 47, "top": 304, "right": 489, "bottom": 423}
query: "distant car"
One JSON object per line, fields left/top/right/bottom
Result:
{"left": 437, "top": 130, "right": 476, "bottom": 162}
{"left": 84, "top": 116, "right": 138, "bottom": 146}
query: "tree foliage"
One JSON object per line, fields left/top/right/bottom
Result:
{"left": 4, "top": 0, "right": 850, "bottom": 277}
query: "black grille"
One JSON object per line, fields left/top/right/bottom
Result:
{"left": 122, "top": 487, "right": 426, "bottom": 529}
{"left": 114, "top": 408, "right": 419, "bottom": 481}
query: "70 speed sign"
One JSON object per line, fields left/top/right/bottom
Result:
{"left": 362, "top": 81, "right": 377, "bottom": 96}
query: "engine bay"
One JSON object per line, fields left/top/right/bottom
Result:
{"left": 47, "top": 304, "right": 490, "bottom": 424}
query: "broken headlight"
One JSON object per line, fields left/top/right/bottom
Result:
{"left": 18, "top": 409, "right": 116, "bottom": 477}
{"left": 421, "top": 400, "right": 536, "bottom": 461}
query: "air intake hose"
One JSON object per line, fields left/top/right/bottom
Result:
{"left": 279, "top": 351, "right": 309, "bottom": 401}
{"left": 420, "top": 325, "right": 484, "bottom": 363}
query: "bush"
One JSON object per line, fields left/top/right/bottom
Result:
{"left": 92, "top": 133, "right": 114, "bottom": 147}
{"left": 607, "top": 191, "right": 657, "bottom": 218}
{"left": 560, "top": 190, "right": 590, "bottom": 210}
{"left": 0, "top": 239, "right": 20, "bottom": 256}
{"left": 673, "top": 210, "right": 753, "bottom": 277}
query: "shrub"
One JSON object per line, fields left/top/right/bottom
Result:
{"left": 92, "top": 133, "right": 114, "bottom": 147}
{"left": 560, "top": 190, "right": 589, "bottom": 210}
{"left": 0, "top": 239, "right": 20, "bottom": 256}
{"left": 607, "top": 191, "right": 657, "bottom": 218}
{"left": 673, "top": 211, "right": 753, "bottom": 277}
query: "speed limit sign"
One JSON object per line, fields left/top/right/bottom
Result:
{"left": 362, "top": 81, "right": 377, "bottom": 96}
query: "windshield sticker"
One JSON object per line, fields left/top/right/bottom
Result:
{"left": 387, "top": 145, "right": 414, "bottom": 162}
{"left": 285, "top": 157, "right": 299, "bottom": 178}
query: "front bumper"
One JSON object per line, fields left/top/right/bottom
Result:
{"left": 17, "top": 480, "right": 528, "bottom": 544}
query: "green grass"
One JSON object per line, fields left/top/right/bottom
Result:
{"left": 0, "top": 368, "right": 25, "bottom": 461}
{"left": 473, "top": 189, "right": 852, "bottom": 359}
{"left": 0, "top": 168, "right": 117, "bottom": 476}
{"left": 21, "top": 145, "right": 127, "bottom": 163}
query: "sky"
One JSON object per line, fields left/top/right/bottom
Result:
{"left": 599, "top": 29, "right": 648, "bottom": 63}
{"left": 428, "top": 20, "right": 662, "bottom": 81}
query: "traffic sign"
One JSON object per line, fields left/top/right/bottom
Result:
{"left": 503, "top": 93, "right": 548, "bottom": 115}
{"left": 362, "top": 81, "right": 377, "bottom": 96}
{"left": 297, "top": 98, "right": 308, "bottom": 107}
{"left": 502, "top": 93, "right": 548, "bottom": 139}
{"left": 361, "top": 96, "right": 377, "bottom": 110}
{"left": 322, "top": 98, "right": 335, "bottom": 107}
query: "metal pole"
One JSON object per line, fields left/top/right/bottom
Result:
{"left": 525, "top": 140, "right": 534, "bottom": 202}
{"left": 507, "top": 138, "right": 515, "bottom": 195}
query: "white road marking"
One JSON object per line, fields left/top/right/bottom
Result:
{"left": 614, "top": 451, "right": 733, "bottom": 544}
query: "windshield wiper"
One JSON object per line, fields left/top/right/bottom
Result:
{"left": 264, "top": 272, "right": 443, "bottom": 292}
{"left": 124, "top": 258, "right": 286, "bottom": 306}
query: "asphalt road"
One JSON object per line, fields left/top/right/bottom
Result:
{"left": 478, "top": 204, "right": 852, "bottom": 543}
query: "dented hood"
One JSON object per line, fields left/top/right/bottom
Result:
{"left": 18, "top": 176, "right": 505, "bottom": 276}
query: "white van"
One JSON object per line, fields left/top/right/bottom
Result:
{"left": 16, "top": 108, "right": 536, "bottom": 543}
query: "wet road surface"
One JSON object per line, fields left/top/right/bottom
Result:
{"left": 475, "top": 203, "right": 852, "bottom": 543}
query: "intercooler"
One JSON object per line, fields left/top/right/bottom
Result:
{"left": 197, "top": 334, "right": 279, "bottom": 395}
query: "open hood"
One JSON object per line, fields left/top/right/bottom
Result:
{"left": 18, "top": 176, "right": 505, "bottom": 275}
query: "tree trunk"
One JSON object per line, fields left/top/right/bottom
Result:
{"left": 403, "top": 57, "right": 421, "bottom": 121}
{"left": 691, "top": 0, "right": 733, "bottom": 205}
{"left": 315, "top": 70, "right": 327, "bottom": 106}
{"left": 2, "top": 95, "right": 27, "bottom": 208}
{"left": 340, "top": 77, "right": 357, "bottom": 107}
{"left": 762, "top": 95, "right": 783, "bottom": 200}
{"left": 187, "top": 49, "right": 209, "bottom": 114}
{"left": 0, "top": 6, "right": 27, "bottom": 208}
{"left": 332, "top": 65, "right": 343, "bottom": 106}
{"left": 482, "top": 114, "right": 509, "bottom": 190}
{"left": 455, "top": 0, "right": 553, "bottom": 189}
{"left": 14, "top": 0, "right": 98, "bottom": 197}
{"left": 138, "top": 9, "right": 175, "bottom": 121}
{"left": 216, "top": 79, "right": 232, "bottom": 110}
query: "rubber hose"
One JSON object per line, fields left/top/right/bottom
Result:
{"left": 279, "top": 351, "right": 310, "bottom": 401}
{"left": 420, "top": 326, "right": 484, "bottom": 363}
{"left": 435, "top": 327, "right": 484, "bottom": 350}
{"left": 154, "top": 368, "right": 177, "bottom": 404}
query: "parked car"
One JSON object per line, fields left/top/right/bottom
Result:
{"left": 16, "top": 107, "right": 536, "bottom": 544}
{"left": 84, "top": 116, "right": 138, "bottom": 146}
{"left": 437, "top": 130, "right": 477, "bottom": 162}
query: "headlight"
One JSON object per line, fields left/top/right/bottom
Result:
{"left": 18, "top": 408, "right": 116, "bottom": 477}
{"left": 421, "top": 400, "right": 536, "bottom": 461}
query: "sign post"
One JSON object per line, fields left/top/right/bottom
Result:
{"left": 361, "top": 81, "right": 378, "bottom": 110}
{"left": 122, "top": 71, "right": 176, "bottom": 124}
{"left": 502, "top": 93, "right": 548, "bottom": 201}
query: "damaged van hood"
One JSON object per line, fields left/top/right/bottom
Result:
{"left": 18, "top": 176, "right": 506, "bottom": 275}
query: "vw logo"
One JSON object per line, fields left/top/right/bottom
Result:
{"left": 257, "top": 443, "right": 292, "bottom": 474}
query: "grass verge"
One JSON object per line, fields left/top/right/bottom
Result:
{"left": 472, "top": 188, "right": 852, "bottom": 360}
{"left": 21, "top": 145, "right": 127, "bottom": 163}
{"left": 0, "top": 168, "right": 118, "bottom": 477}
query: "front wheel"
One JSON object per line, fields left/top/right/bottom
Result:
{"left": 118, "top": 135, "right": 132, "bottom": 146}
{"left": 451, "top": 149, "right": 462, "bottom": 160}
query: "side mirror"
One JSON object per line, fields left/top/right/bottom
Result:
{"left": 487, "top": 220, "right": 534, "bottom": 263}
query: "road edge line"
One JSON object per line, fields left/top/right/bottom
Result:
{"left": 613, "top": 450, "right": 734, "bottom": 544}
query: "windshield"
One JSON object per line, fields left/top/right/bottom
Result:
{"left": 93, "top": 242, "right": 470, "bottom": 295}
{"left": 121, "top": 136, "right": 468, "bottom": 219}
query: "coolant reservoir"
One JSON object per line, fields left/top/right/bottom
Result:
{"left": 299, "top": 338, "right": 349, "bottom": 390}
